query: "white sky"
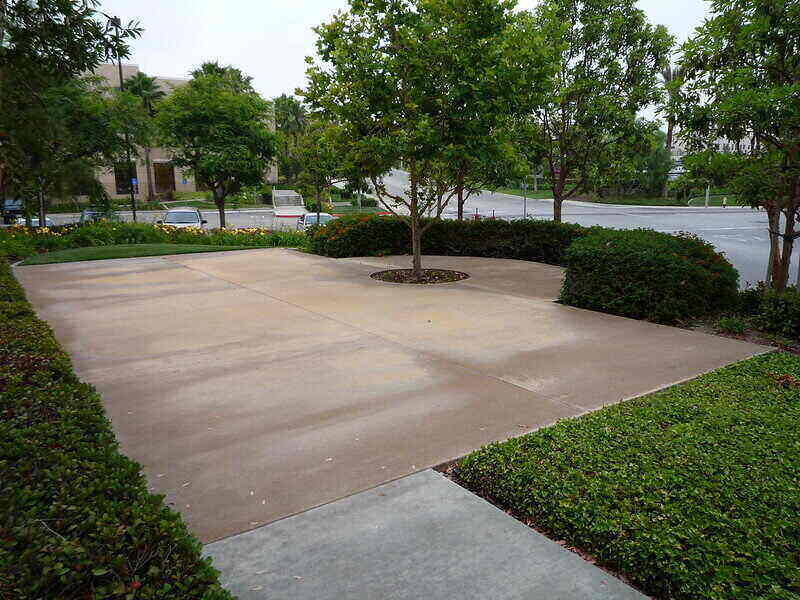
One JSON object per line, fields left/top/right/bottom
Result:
{"left": 99, "top": 0, "right": 710, "bottom": 103}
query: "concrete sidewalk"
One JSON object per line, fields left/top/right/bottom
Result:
{"left": 15, "top": 250, "right": 765, "bottom": 542}
{"left": 204, "top": 469, "right": 646, "bottom": 600}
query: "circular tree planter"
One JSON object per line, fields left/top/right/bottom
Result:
{"left": 370, "top": 269, "right": 470, "bottom": 284}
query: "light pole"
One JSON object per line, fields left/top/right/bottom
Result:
{"left": 110, "top": 16, "right": 138, "bottom": 222}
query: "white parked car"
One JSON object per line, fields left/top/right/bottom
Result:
{"left": 16, "top": 216, "right": 55, "bottom": 227}
{"left": 158, "top": 207, "right": 207, "bottom": 228}
{"left": 297, "top": 212, "right": 335, "bottom": 231}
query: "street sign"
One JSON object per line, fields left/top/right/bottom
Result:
{"left": 131, "top": 178, "right": 138, "bottom": 185}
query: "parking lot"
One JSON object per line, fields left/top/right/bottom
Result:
{"left": 15, "top": 249, "right": 763, "bottom": 542}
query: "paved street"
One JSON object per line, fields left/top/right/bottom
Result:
{"left": 46, "top": 169, "right": 793, "bottom": 287}
{"left": 379, "top": 169, "right": 794, "bottom": 287}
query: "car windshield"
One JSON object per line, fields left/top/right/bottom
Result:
{"left": 306, "top": 215, "right": 333, "bottom": 225}
{"left": 165, "top": 212, "right": 199, "bottom": 223}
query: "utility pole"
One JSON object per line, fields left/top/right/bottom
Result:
{"left": 704, "top": 183, "right": 710, "bottom": 208}
{"left": 111, "top": 16, "right": 138, "bottom": 222}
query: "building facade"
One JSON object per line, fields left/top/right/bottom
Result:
{"left": 93, "top": 64, "right": 199, "bottom": 201}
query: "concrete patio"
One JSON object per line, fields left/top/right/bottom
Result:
{"left": 15, "top": 249, "right": 764, "bottom": 542}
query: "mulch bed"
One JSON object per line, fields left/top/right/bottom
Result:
{"left": 371, "top": 268, "right": 470, "bottom": 284}
{"left": 685, "top": 320, "right": 800, "bottom": 355}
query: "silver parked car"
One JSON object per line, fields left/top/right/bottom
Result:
{"left": 158, "top": 207, "right": 207, "bottom": 228}
{"left": 297, "top": 212, "right": 335, "bottom": 231}
{"left": 15, "top": 216, "right": 55, "bottom": 228}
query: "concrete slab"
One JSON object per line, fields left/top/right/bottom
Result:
{"left": 204, "top": 469, "right": 646, "bottom": 600}
{"left": 15, "top": 249, "right": 765, "bottom": 542}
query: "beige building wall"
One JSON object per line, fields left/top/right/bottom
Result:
{"left": 93, "top": 63, "right": 278, "bottom": 201}
{"left": 92, "top": 64, "right": 198, "bottom": 201}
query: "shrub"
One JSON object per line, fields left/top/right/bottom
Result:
{"left": 0, "top": 260, "right": 232, "bottom": 599}
{"left": 716, "top": 315, "right": 746, "bottom": 335}
{"left": 755, "top": 286, "right": 800, "bottom": 339}
{"left": 560, "top": 228, "right": 739, "bottom": 323}
{"left": 350, "top": 197, "right": 378, "bottom": 208}
{"left": 308, "top": 215, "right": 587, "bottom": 264}
{"left": 456, "top": 352, "right": 800, "bottom": 600}
{"left": 0, "top": 222, "right": 305, "bottom": 261}
{"left": 738, "top": 283, "right": 766, "bottom": 316}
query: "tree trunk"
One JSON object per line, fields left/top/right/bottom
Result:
{"left": 144, "top": 148, "right": 155, "bottom": 201}
{"left": 456, "top": 171, "right": 465, "bottom": 221}
{"left": 215, "top": 187, "right": 226, "bottom": 229}
{"left": 411, "top": 215, "right": 422, "bottom": 280}
{"left": 408, "top": 162, "right": 423, "bottom": 280}
{"left": 38, "top": 177, "right": 45, "bottom": 227}
{"left": 776, "top": 208, "right": 796, "bottom": 292}
{"left": 662, "top": 118, "right": 675, "bottom": 198}
{"left": 766, "top": 206, "right": 793, "bottom": 292}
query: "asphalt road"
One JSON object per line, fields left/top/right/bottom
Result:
{"left": 45, "top": 169, "right": 794, "bottom": 287}
{"left": 377, "top": 169, "right": 793, "bottom": 288}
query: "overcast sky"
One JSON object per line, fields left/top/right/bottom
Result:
{"left": 98, "top": 0, "right": 711, "bottom": 102}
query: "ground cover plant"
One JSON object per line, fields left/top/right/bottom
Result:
{"left": 0, "top": 221, "right": 305, "bottom": 261}
{"left": 0, "top": 260, "right": 232, "bottom": 599}
{"left": 456, "top": 352, "right": 800, "bottom": 600}
{"left": 20, "top": 243, "right": 261, "bottom": 265}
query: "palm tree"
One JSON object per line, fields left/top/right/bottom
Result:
{"left": 660, "top": 63, "right": 685, "bottom": 154}
{"left": 124, "top": 72, "right": 166, "bottom": 201}
{"left": 660, "top": 63, "right": 684, "bottom": 197}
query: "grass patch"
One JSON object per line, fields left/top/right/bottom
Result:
{"left": 20, "top": 243, "right": 259, "bottom": 265}
{"left": 491, "top": 186, "right": 555, "bottom": 199}
{"left": 456, "top": 352, "right": 800, "bottom": 600}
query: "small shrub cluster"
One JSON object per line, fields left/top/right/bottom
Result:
{"left": 0, "top": 221, "right": 305, "bottom": 261}
{"left": 456, "top": 352, "right": 800, "bottom": 600}
{"left": 560, "top": 228, "right": 739, "bottom": 323}
{"left": 308, "top": 215, "right": 586, "bottom": 265}
{"left": 750, "top": 286, "right": 800, "bottom": 339}
{"left": 0, "top": 260, "right": 231, "bottom": 599}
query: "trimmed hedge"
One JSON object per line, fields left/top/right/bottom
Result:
{"left": 0, "top": 260, "right": 232, "bottom": 599}
{"left": 457, "top": 352, "right": 800, "bottom": 600}
{"left": 560, "top": 228, "right": 739, "bottom": 323}
{"left": 0, "top": 221, "right": 305, "bottom": 261}
{"left": 308, "top": 215, "right": 587, "bottom": 265}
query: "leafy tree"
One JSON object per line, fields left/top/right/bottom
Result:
{"left": 594, "top": 125, "right": 673, "bottom": 198}
{"left": 305, "top": 0, "right": 548, "bottom": 279}
{"left": 0, "top": 0, "right": 140, "bottom": 204}
{"left": 519, "top": 0, "right": 673, "bottom": 222}
{"left": 124, "top": 72, "right": 166, "bottom": 201}
{"left": 295, "top": 119, "right": 352, "bottom": 219}
{"left": 190, "top": 61, "right": 255, "bottom": 93}
{"left": 273, "top": 94, "right": 309, "bottom": 184}
{"left": 658, "top": 63, "right": 685, "bottom": 197}
{"left": 156, "top": 69, "right": 276, "bottom": 228}
{"left": 676, "top": 0, "right": 800, "bottom": 291}
{"left": 5, "top": 77, "right": 147, "bottom": 224}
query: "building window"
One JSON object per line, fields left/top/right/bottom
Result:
{"left": 114, "top": 162, "right": 138, "bottom": 195}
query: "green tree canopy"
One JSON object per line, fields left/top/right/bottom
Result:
{"left": 517, "top": 0, "right": 673, "bottom": 222}
{"left": 304, "top": 0, "right": 549, "bottom": 279}
{"left": 156, "top": 68, "right": 276, "bottom": 228}
{"left": 676, "top": 0, "right": 800, "bottom": 290}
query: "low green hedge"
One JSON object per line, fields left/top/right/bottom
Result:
{"left": 0, "top": 221, "right": 305, "bottom": 261}
{"left": 560, "top": 228, "right": 739, "bottom": 323}
{"left": 308, "top": 215, "right": 587, "bottom": 265}
{"left": 0, "top": 260, "right": 232, "bottom": 599}
{"left": 457, "top": 352, "right": 800, "bottom": 600}
{"left": 751, "top": 286, "right": 800, "bottom": 339}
